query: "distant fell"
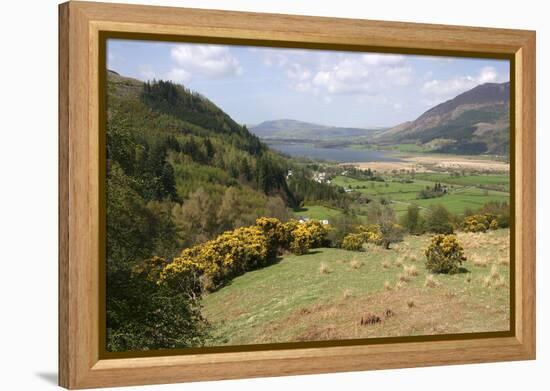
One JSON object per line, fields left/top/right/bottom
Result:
{"left": 250, "top": 119, "right": 378, "bottom": 140}
{"left": 376, "top": 82, "right": 510, "bottom": 155}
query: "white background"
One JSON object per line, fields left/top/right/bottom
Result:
{"left": 0, "top": 0, "right": 546, "bottom": 389}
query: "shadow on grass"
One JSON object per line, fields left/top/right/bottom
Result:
{"left": 302, "top": 250, "right": 323, "bottom": 256}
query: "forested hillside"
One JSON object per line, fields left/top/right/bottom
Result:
{"left": 105, "top": 71, "right": 347, "bottom": 350}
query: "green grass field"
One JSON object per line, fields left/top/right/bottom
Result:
{"left": 202, "top": 229, "right": 510, "bottom": 345}
{"left": 293, "top": 205, "right": 344, "bottom": 220}
{"left": 300, "top": 172, "right": 510, "bottom": 220}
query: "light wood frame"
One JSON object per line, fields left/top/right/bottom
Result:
{"left": 59, "top": 1, "right": 536, "bottom": 389}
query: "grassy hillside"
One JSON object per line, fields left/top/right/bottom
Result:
{"left": 202, "top": 229, "right": 510, "bottom": 345}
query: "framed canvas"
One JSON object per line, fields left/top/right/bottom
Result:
{"left": 58, "top": 1, "right": 536, "bottom": 389}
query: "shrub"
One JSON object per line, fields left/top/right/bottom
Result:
{"left": 380, "top": 223, "right": 405, "bottom": 249}
{"left": 290, "top": 224, "right": 314, "bottom": 255}
{"left": 424, "top": 205, "right": 454, "bottom": 234}
{"left": 161, "top": 225, "right": 270, "bottom": 290}
{"left": 462, "top": 213, "right": 499, "bottom": 233}
{"left": 255, "top": 217, "right": 285, "bottom": 256}
{"left": 108, "top": 255, "right": 209, "bottom": 351}
{"left": 356, "top": 224, "right": 383, "bottom": 244}
{"left": 400, "top": 204, "right": 425, "bottom": 235}
{"left": 424, "top": 234, "right": 466, "bottom": 274}
{"left": 341, "top": 233, "right": 365, "bottom": 251}
{"left": 302, "top": 220, "right": 331, "bottom": 247}
{"left": 326, "top": 214, "right": 361, "bottom": 247}
{"left": 479, "top": 201, "right": 510, "bottom": 228}
{"left": 366, "top": 202, "right": 404, "bottom": 249}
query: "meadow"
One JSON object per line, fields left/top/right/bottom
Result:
{"left": 202, "top": 229, "right": 510, "bottom": 345}
{"left": 314, "top": 171, "right": 510, "bottom": 218}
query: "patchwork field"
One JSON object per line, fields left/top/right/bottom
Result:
{"left": 202, "top": 229, "right": 510, "bottom": 346}
{"left": 301, "top": 172, "right": 511, "bottom": 219}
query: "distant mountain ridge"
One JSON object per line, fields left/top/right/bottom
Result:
{"left": 250, "top": 119, "right": 379, "bottom": 140}
{"left": 376, "top": 82, "right": 510, "bottom": 155}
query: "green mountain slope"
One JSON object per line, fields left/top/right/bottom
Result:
{"left": 250, "top": 119, "right": 380, "bottom": 140}
{"left": 106, "top": 71, "right": 349, "bottom": 257}
{"left": 105, "top": 71, "right": 354, "bottom": 351}
{"left": 376, "top": 82, "right": 510, "bottom": 155}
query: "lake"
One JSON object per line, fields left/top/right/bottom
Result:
{"left": 268, "top": 142, "right": 402, "bottom": 163}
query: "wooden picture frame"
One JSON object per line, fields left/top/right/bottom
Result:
{"left": 59, "top": 1, "right": 536, "bottom": 389}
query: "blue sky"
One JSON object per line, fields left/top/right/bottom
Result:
{"left": 107, "top": 39, "right": 509, "bottom": 128}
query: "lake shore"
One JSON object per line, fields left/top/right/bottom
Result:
{"left": 345, "top": 154, "right": 509, "bottom": 173}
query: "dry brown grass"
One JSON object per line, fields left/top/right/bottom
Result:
{"left": 257, "top": 283, "right": 510, "bottom": 344}
{"left": 398, "top": 274, "right": 411, "bottom": 283}
{"left": 350, "top": 258, "right": 363, "bottom": 270}
{"left": 472, "top": 255, "right": 489, "bottom": 268}
{"left": 384, "top": 281, "right": 392, "bottom": 291}
{"left": 445, "top": 291, "right": 457, "bottom": 299}
{"left": 342, "top": 289, "right": 353, "bottom": 299}
{"left": 424, "top": 274, "right": 439, "bottom": 288}
{"left": 319, "top": 262, "right": 331, "bottom": 275}
{"left": 395, "top": 258, "right": 404, "bottom": 268}
{"left": 489, "top": 264, "right": 500, "bottom": 280}
{"left": 407, "top": 299, "right": 415, "bottom": 308}
{"left": 382, "top": 260, "right": 391, "bottom": 269}
{"left": 395, "top": 280, "right": 406, "bottom": 290}
{"left": 404, "top": 265, "right": 418, "bottom": 277}
{"left": 495, "top": 276, "right": 507, "bottom": 289}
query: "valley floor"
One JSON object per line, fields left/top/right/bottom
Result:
{"left": 347, "top": 154, "right": 509, "bottom": 173}
{"left": 201, "top": 229, "right": 510, "bottom": 346}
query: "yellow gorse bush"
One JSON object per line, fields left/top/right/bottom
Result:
{"left": 463, "top": 214, "right": 498, "bottom": 233}
{"left": 356, "top": 224, "right": 383, "bottom": 244}
{"left": 424, "top": 234, "right": 466, "bottom": 274}
{"left": 159, "top": 217, "right": 331, "bottom": 291}
{"left": 290, "top": 224, "right": 314, "bottom": 255}
{"left": 160, "top": 225, "right": 269, "bottom": 290}
{"left": 341, "top": 233, "right": 364, "bottom": 251}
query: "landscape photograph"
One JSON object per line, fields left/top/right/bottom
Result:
{"left": 105, "top": 40, "right": 511, "bottom": 352}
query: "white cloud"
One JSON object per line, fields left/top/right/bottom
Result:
{"left": 385, "top": 66, "right": 413, "bottom": 86}
{"left": 257, "top": 49, "right": 412, "bottom": 96}
{"left": 286, "top": 63, "right": 312, "bottom": 82}
{"left": 478, "top": 66, "right": 499, "bottom": 83}
{"left": 421, "top": 66, "right": 505, "bottom": 98}
{"left": 312, "top": 59, "right": 371, "bottom": 95}
{"left": 170, "top": 44, "right": 242, "bottom": 79}
{"left": 166, "top": 68, "right": 191, "bottom": 83}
